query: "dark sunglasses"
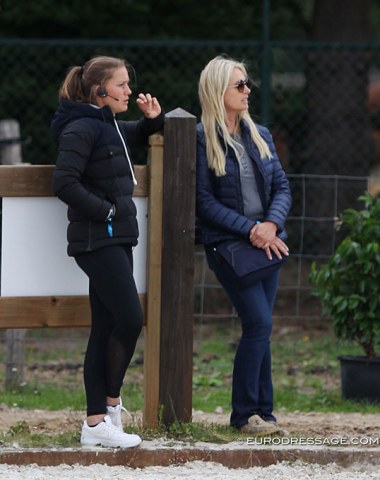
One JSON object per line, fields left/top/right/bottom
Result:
{"left": 230, "top": 78, "right": 254, "bottom": 93}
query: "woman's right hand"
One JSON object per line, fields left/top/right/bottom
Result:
{"left": 264, "top": 237, "right": 290, "bottom": 260}
{"left": 136, "top": 93, "right": 161, "bottom": 119}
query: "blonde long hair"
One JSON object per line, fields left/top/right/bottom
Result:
{"left": 198, "top": 56, "right": 271, "bottom": 176}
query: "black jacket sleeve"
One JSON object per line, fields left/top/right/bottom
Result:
{"left": 119, "top": 111, "right": 164, "bottom": 148}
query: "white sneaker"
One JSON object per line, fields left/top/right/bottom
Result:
{"left": 81, "top": 415, "right": 141, "bottom": 448}
{"left": 107, "top": 399, "right": 130, "bottom": 431}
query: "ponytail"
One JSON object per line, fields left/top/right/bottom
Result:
{"left": 59, "top": 66, "right": 87, "bottom": 102}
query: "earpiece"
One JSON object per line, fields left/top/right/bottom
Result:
{"left": 96, "top": 86, "right": 119, "bottom": 102}
{"left": 97, "top": 86, "right": 107, "bottom": 98}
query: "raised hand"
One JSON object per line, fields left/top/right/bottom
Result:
{"left": 136, "top": 93, "right": 161, "bottom": 119}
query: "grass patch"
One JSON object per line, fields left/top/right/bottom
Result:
{"left": 0, "top": 418, "right": 244, "bottom": 448}
{"left": 192, "top": 323, "right": 380, "bottom": 414}
{"left": 271, "top": 331, "right": 379, "bottom": 413}
{"left": 1, "top": 323, "right": 379, "bottom": 448}
{"left": 0, "top": 323, "right": 379, "bottom": 416}
{"left": 0, "top": 384, "right": 85, "bottom": 410}
{"left": 0, "top": 420, "right": 80, "bottom": 448}
{"left": 142, "top": 420, "right": 241, "bottom": 445}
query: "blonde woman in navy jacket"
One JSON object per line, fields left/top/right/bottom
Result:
{"left": 196, "top": 56, "right": 291, "bottom": 434}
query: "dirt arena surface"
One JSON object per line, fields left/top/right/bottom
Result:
{"left": 0, "top": 406, "right": 379, "bottom": 479}
{"left": 0, "top": 406, "right": 379, "bottom": 443}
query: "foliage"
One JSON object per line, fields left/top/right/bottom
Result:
{"left": 309, "top": 193, "right": 380, "bottom": 358}
{"left": 3, "top": 0, "right": 380, "bottom": 42}
{"left": 0, "top": 0, "right": 314, "bottom": 41}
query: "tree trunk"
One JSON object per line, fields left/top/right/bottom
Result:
{"left": 303, "top": 0, "right": 373, "bottom": 253}
{"left": 306, "top": 0, "right": 372, "bottom": 177}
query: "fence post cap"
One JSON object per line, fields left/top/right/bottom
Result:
{"left": 165, "top": 107, "right": 196, "bottom": 119}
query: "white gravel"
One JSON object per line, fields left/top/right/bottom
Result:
{"left": 0, "top": 461, "right": 379, "bottom": 480}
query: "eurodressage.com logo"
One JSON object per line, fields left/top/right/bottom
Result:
{"left": 245, "top": 436, "right": 380, "bottom": 446}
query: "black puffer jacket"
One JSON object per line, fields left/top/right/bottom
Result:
{"left": 51, "top": 99, "right": 164, "bottom": 256}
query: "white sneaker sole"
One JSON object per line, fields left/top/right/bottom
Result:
{"left": 81, "top": 437, "right": 142, "bottom": 448}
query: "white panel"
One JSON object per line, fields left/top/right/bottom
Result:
{"left": 133, "top": 197, "right": 147, "bottom": 294}
{"left": 1, "top": 197, "right": 147, "bottom": 296}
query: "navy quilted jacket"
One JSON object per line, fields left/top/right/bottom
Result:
{"left": 196, "top": 120, "right": 292, "bottom": 245}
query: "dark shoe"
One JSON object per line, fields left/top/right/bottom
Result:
{"left": 260, "top": 414, "right": 277, "bottom": 424}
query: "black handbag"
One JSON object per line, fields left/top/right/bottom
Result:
{"left": 214, "top": 238, "right": 288, "bottom": 287}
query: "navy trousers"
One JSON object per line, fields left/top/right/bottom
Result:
{"left": 205, "top": 245, "right": 279, "bottom": 428}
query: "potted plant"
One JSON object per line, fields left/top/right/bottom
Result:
{"left": 309, "top": 192, "right": 380, "bottom": 402}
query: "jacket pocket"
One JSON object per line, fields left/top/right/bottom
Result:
{"left": 114, "top": 196, "right": 137, "bottom": 219}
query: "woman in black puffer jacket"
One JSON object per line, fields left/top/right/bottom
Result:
{"left": 51, "top": 56, "right": 163, "bottom": 449}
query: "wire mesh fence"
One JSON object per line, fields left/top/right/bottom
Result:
{"left": 195, "top": 174, "right": 370, "bottom": 328}
{"left": 1, "top": 39, "right": 380, "bottom": 171}
{"left": 1, "top": 38, "right": 380, "bottom": 328}
{"left": 1, "top": 38, "right": 380, "bottom": 391}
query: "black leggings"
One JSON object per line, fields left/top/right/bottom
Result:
{"left": 75, "top": 245, "right": 143, "bottom": 416}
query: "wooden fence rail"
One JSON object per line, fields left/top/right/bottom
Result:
{"left": 0, "top": 110, "right": 196, "bottom": 426}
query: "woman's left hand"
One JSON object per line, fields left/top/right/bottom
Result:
{"left": 136, "top": 93, "right": 162, "bottom": 119}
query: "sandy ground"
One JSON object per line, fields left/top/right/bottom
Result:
{"left": 0, "top": 406, "right": 379, "bottom": 479}
{"left": 0, "top": 460, "right": 379, "bottom": 480}
{"left": 0, "top": 405, "right": 379, "bottom": 446}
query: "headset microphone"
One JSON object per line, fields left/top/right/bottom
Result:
{"left": 97, "top": 86, "right": 119, "bottom": 102}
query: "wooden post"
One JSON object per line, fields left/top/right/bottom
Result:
{"left": 0, "top": 117, "right": 197, "bottom": 423}
{"left": 0, "top": 119, "right": 23, "bottom": 165}
{"left": 144, "top": 134, "right": 164, "bottom": 426}
{"left": 4, "top": 329, "right": 26, "bottom": 390}
{"left": 0, "top": 119, "right": 26, "bottom": 390}
{"left": 159, "top": 108, "right": 196, "bottom": 425}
